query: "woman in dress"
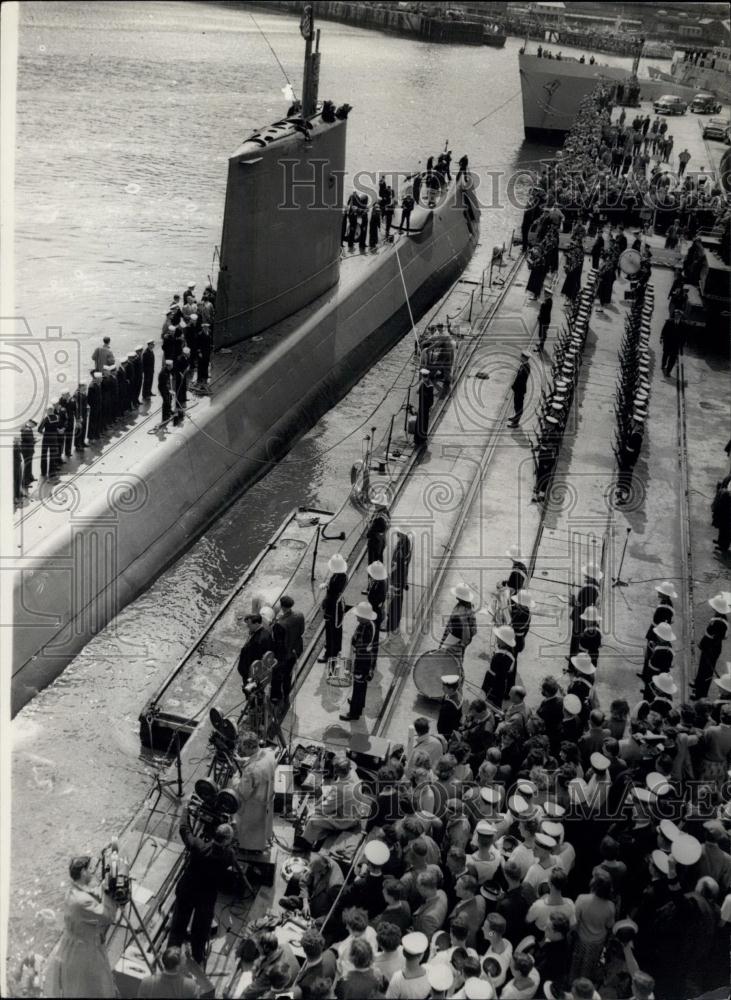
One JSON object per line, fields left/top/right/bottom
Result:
{"left": 43, "top": 856, "right": 118, "bottom": 998}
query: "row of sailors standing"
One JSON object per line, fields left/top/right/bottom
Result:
{"left": 13, "top": 282, "right": 216, "bottom": 501}
{"left": 341, "top": 153, "right": 468, "bottom": 249}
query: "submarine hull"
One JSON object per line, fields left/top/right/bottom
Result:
{"left": 12, "top": 185, "right": 479, "bottom": 713}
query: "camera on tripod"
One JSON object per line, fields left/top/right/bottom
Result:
{"left": 101, "top": 839, "right": 131, "bottom": 905}
{"left": 189, "top": 778, "right": 240, "bottom": 840}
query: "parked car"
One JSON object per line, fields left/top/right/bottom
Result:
{"left": 653, "top": 94, "right": 688, "bottom": 115}
{"left": 702, "top": 118, "right": 731, "bottom": 143}
{"left": 691, "top": 93, "right": 722, "bottom": 114}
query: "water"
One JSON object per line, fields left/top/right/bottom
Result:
{"left": 8, "top": 0, "right": 648, "bottom": 975}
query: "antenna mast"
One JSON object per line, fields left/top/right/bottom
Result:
{"left": 300, "top": 4, "right": 321, "bottom": 118}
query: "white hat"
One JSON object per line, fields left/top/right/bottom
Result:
{"left": 367, "top": 561, "right": 388, "bottom": 581}
{"left": 506, "top": 545, "right": 524, "bottom": 561}
{"left": 451, "top": 583, "right": 476, "bottom": 604}
{"left": 646, "top": 771, "right": 672, "bottom": 796}
{"left": 714, "top": 665, "right": 731, "bottom": 694}
{"left": 543, "top": 801, "right": 566, "bottom": 818}
{"left": 363, "top": 840, "right": 390, "bottom": 867}
{"left": 542, "top": 820, "right": 564, "bottom": 840}
{"left": 401, "top": 931, "right": 428, "bottom": 956}
{"left": 508, "top": 794, "right": 530, "bottom": 816}
{"left": 493, "top": 625, "right": 516, "bottom": 648}
{"left": 651, "top": 673, "right": 678, "bottom": 696}
{"left": 420, "top": 367, "right": 431, "bottom": 376}
{"left": 259, "top": 605, "right": 275, "bottom": 624}
{"left": 426, "top": 963, "right": 454, "bottom": 992}
{"left": 93, "top": 371, "right": 102, "bottom": 379}
{"left": 187, "top": 281, "right": 196, "bottom": 288}
{"left": 480, "top": 785, "right": 502, "bottom": 804}
{"left": 580, "top": 606, "right": 601, "bottom": 623}
{"left": 511, "top": 590, "right": 536, "bottom": 609}
{"left": 464, "top": 977, "right": 495, "bottom": 1000}
{"left": 517, "top": 780, "right": 536, "bottom": 798}
{"left": 672, "top": 834, "right": 702, "bottom": 866}
{"left": 563, "top": 693, "right": 581, "bottom": 716}
{"left": 570, "top": 652, "right": 596, "bottom": 676}
{"left": 659, "top": 819, "right": 681, "bottom": 842}
{"left": 165, "top": 359, "right": 174, "bottom": 366}
{"left": 590, "top": 752, "right": 611, "bottom": 771}
{"left": 127, "top": 351, "right": 136, "bottom": 358}
{"left": 535, "top": 832, "right": 557, "bottom": 849}
{"left": 189, "top": 312, "right": 198, "bottom": 322}
{"left": 581, "top": 563, "right": 603, "bottom": 581}
{"left": 441, "top": 674, "right": 460, "bottom": 687}
{"left": 182, "top": 347, "right": 191, "bottom": 355}
{"left": 709, "top": 593, "right": 731, "bottom": 614}
{"left": 655, "top": 581, "right": 678, "bottom": 599}
{"left": 653, "top": 622, "right": 676, "bottom": 643}
{"left": 651, "top": 848, "right": 670, "bottom": 875}
{"left": 135, "top": 344, "right": 143, "bottom": 351}
{"left": 328, "top": 553, "right": 348, "bottom": 574}
{"left": 475, "top": 820, "right": 497, "bottom": 836}
{"left": 354, "top": 601, "right": 377, "bottom": 621}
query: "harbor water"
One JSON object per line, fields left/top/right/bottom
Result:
{"left": 9, "top": 0, "right": 658, "bottom": 972}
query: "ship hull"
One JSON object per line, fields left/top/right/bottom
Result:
{"left": 11, "top": 188, "right": 479, "bottom": 713}
{"left": 518, "top": 52, "right": 631, "bottom": 142}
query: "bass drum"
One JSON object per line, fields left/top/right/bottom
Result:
{"left": 412, "top": 647, "right": 463, "bottom": 700}
{"left": 618, "top": 248, "right": 641, "bottom": 276}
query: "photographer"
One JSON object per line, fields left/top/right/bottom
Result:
{"left": 42, "top": 854, "right": 118, "bottom": 998}
{"left": 167, "top": 797, "right": 237, "bottom": 968}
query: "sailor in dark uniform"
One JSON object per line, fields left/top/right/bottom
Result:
{"left": 132, "top": 345, "right": 144, "bottom": 406}
{"left": 101, "top": 365, "right": 116, "bottom": 429}
{"left": 386, "top": 528, "right": 412, "bottom": 633}
{"left": 87, "top": 372, "right": 103, "bottom": 440}
{"left": 414, "top": 368, "right": 434, "bottom": 447}
{"left": 504, "top": 546, "right": 528, "bottom": 596}
{"left": 691, "top": 594, "right": 730, "bottom": 698}
{"left": 20, "top": 420, "right": 37, "bottom": 488}
{"left": 38, "top": 407, "right": 61, "bottom": 477}
{"left": 59, "top": 392, "right": 75, "bottom": 458}
{"left": 158, "top": 360, "right": 174, "bottom": 423}
{"left": 437, "top": 675, "right": 463, "bottom": 738}
{"left": 340, "top": 602, "right": 376, "bottom": 721}
{"left": 172, "top": 349, "right": 190, "bottom": 426}
{"left": 196, "top": 326, "right": 212, "bottom": 387}
{"left": 442, "top": 584, "right": 477, "bottom": 663}
{"left": 142, "top": 340, "right": 156, "bottom": 399}
{"left": 534, "top": 417, "right": 561, "bottom": 500}
{"left": 647, "top": 673, "right": 678, "bottom": 719}
{"left": 569, "top": 566, "right": 601, "bottom": 655}
{"left": 73, "top": 382, "right": 88, "bottom": 451}
{"left": 651, "top": 581, "right": 677, "bottom": 627}
{"left": 116, "top": 359, "right": 130, "bottom": 417}
{"left": 615, "top": 412, "right": 645, "bottom": 505}
{"left": 319, "top": 554, "right": 348, "bottom": 664}
{"left": 482, "top": 625, "right": 516, "bottom": 708}
{"left": 366, "top": 561, "right": 388, "bottom": 663}
{"left": 13, "top": 436, "right": 23, "bottom": 503}
{"left": 510, "top": 589, "right": 535, "bottom": 659}
{"left": 641, "top": 622, "right": 676, "bottom": 695}
{"left": 577, "top": 606, "right": 602, "bottom": 667}
{"left": 508, "top": 351, "right": 531, "bottom": 427}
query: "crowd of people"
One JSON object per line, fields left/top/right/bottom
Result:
{"left": 232, "top": 555, "right": 731, "bottom": 1000}
{"left": 520, "top": 94, "right": 729, "bottom": 252}
{"left": 12, "top": 281, "right": 216, "bottom": 507}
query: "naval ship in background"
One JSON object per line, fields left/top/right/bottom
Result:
{"left": 11, "top": 6, "right": 479, "bottom": 712}
{"left": 518, "top": 37, "right": 731, "bottom": 143}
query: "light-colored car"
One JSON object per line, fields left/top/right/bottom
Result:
{"left": 702, "top": 118, "right": 731, "bottom": 143}
{"left": 653, "top": 94, "right": 688, "bottom": 115}
{"left": 691, "top": 93, "right": 722, "bottom": 114}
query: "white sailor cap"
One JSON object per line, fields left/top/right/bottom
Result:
{"left": 475, "top": 820, "right": 497, "bottom": 836}
{"left": 441, "top": 674, "right": 460, "bottom": 686}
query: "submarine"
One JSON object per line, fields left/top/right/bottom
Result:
{"left": 11, "top": 6, "right": 480, "bottom": 713}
